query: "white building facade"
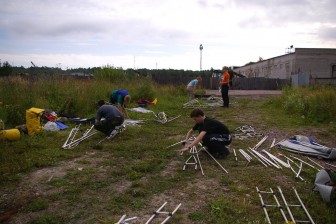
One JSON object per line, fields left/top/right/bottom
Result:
{"left": 234, "top": 48, "right": 336, "bottom": 80}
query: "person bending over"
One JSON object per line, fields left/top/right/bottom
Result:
{"left": 110, "top": 89, "right": 131, "bottom": 118}
{"left": 180, "top": 108, "right": 232, "bottom": 158}
{"left": 94, "top": 100, "right": 124, "bottom": 137}
{"left": 186, "top": 76, "right": 202, "bottom": 101}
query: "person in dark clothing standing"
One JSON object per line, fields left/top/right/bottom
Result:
{"left": 180, "top": 108, "right": 232, "bottom": 158}
{"left": 94, "top": 100, "right": 124, "bottom": 137}
{"left": 221, "top": 66, "right": 230, "bottom": 107}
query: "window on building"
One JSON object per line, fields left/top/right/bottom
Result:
{"left": 280, "top": 64, "right": 283, "bottom": 69}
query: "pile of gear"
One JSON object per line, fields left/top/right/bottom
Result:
{"left": 233, "top": 125, "right": 263, "bottom": 140}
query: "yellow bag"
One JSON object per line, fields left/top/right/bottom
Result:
{"left": 0, "top": 129, "right": 20, "bottom": 141}
{"left": 26, "top": 107, "right": 44, "bottom": 135}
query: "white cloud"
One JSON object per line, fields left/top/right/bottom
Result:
{"left": 0, "top": 0, "right": 335, "bottom": 70}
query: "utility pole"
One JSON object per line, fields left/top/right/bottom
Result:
{"left": 199, "top": 44, "right": 203, "bottom": 71}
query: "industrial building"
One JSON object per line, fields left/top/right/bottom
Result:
{"left": 233, "top": 48, "right": 336, "bottom": 86}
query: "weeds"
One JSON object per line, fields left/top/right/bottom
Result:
{"left": 270, "top": 85, "right": 336, "bottom": 123}
{"left": 1, "top": 74, "right": 336, "bottom": 223}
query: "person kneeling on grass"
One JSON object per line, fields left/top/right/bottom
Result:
{"left": 180, "top": 108, "right": 232, "bottom": 159}
{"left": 94, "top": 100, "right": 124, "bottom": 138}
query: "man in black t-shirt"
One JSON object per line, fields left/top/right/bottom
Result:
{"left": 180, "top": 108, "right": 232, "bottom": 158}
{"left": 94, "top": 100, "right": 124, "bottom": 136}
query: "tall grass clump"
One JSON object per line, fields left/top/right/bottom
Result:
{"left": 0, "top": 69, "right": 189, "bottom": 127}
{"left": 275, "top": 85, "right": 336, "bottom": 123}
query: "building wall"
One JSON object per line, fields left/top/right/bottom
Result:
{"left": 294, "top": 48, "right": 336, "bottom": 78}
{"left": 234, "top": 48, "right": 336, "bottom": 80}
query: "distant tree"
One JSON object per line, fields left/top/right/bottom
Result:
{"left": 244, "top": 61, "right": 255, "bottom": 66}
{"left": 0, "top": 61, "right": 13, "bottom": 77}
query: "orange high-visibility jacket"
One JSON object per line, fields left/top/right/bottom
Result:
{"left": 221, "top": 71, "right": 230, "bottom": 86}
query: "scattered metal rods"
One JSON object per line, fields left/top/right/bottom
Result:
{"left": 145, "top": 202, "right": 182, "bottom": 224}
{"left": 115, "top": 215, "right": 137, "bottom": 224}
{"left": 62, "top": 124, "right": 98, "bottom": 149}
{"left": 116, "top": 202, "right": 182, "bottom": 224}
{"left": 182, "top": 98, "right": 223, "bottom": 109}
{"left": 256, "top": 186, "right": 315, "bottom": 224}
{"left": 183, "top": 144, "right": 229, "bottom": 175}
{"left": 183, "top": 145, "right": 204, "bottom": 176}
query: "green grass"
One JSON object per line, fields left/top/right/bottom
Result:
{"left": 0, "top": 75, "right": 336, "bottom": 223}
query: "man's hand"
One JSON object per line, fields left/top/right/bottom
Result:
{"left": 179, "top": 146, "right": 191, "bottom": 155}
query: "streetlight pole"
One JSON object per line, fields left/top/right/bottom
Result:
{"left": 199, "top": 44, "right": 203, "bottom": 71}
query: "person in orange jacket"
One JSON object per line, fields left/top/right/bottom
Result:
{"left": 220, "top": 66, "right": 230, "bottom": 107}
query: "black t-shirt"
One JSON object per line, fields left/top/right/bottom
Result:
{"left": 193, "top": 117, "right": 230, "bottom": 135}
{"left": 96, "top": 105, "right": 123, "bottom": 121}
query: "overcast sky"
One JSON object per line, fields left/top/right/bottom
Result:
{"left": 0, "top": 0, "right": 335, "bottom": 70}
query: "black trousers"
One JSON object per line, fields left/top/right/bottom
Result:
{"left": 202, "top": 133, "right": 232, "bottom": 158}
{"left": 94, "top": 116, "right": 124, "bottom": 136}
{"left": 221, "top": 85, "right": 229, "bottom": 107}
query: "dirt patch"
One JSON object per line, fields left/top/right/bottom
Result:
{"left": 0, "top": 151, "right": 114, "bottom": 222}
{"left": 134, "top": 177, "right": 225, "bottom": 223}
{"left": 161, "top": 160, "right": 181, "bottom": 177}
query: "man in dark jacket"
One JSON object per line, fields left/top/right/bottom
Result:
{"left": 180, "top": 108, "right": 232, "bottom": 158}
{"left": 94, "top": 100, "right": 124, "bottom": 137}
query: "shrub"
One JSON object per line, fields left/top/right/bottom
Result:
{"left": 277, "top": 86, "right": 336, "bottom": 123}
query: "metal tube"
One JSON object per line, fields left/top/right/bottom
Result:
{"left": 202, "top": 147, "right": 228, "bottom": 173}
{"left": 116, "top": 215, "right": 138, "bottom": 224}
{"left": 63, "top": 128, "right": 97, "bottom": 149}
{"left": 253, "top": 136, "right": 268, "bottom": 150}
{"left": 295, "top": 162, "right": 303, "bottom": 178}
{"left": 252, "top": 149, "right": 280, "bottom": 169}
{"left": 250, "top": 149, "right": 271, "bottom": 165}
{"left": 277, "top": 186, "right": 295, "bottom": 223}
{"left": 239, "top": 150, "right": 251, "bottom": 162}
{"left": 70, "top": 124, "right": 80, "bottom": 142}
{"left": 145, "top": 202, "right": 167, "bottom": 224}
{"left": 256, "top": 187, "right": 272, "bottom": 224}
{"left": 195, "top": 149, "right": 205, "bottom": 175}
{"left": 262, "top": 151, "right": 290, "bottom": 168}
{"left": 325, "top": 162, "right": 336, "bottom": 169}
{"left": 183, "top": 147, "right": 204, "bottom": 175}
{"left": 167, "top": 115, "right": 181, "bottom": 123}
{"left": 306, "top": 157, "right": 324, "bottom": 170}
{"left": 290, "top": 155, "right": 320, "bottom": 171}
{"left": 65, "top": 130, "right": 98, "bottom": 149}
{"left": 292, "top": 187, "right": 316, "bottom": 224}
{"left": 239, "top": 149, "right": 252, "bottom": 161}
{"left": 247, "top": 149, "right": 268, "bottom": 167}
{"left": 270, "top": 138, "right": 276, "bottom": 149}
{"left": 62, "top": 128, "right": 75, "bottom": 148}
{"left": 116, "top": 214, "right": 126, "bottom": 224}
{"left": 233, "top": 149, "right": 238, "bottom": 161}
{"left": 270, "top": 188, "right": 288, "bottom": 223}
{"left": 161, "top": 203, "right": 182, "bottom": 224}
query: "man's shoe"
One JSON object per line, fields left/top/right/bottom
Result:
{"left": 107, "top": 130, "right": 117, "bottom": 139}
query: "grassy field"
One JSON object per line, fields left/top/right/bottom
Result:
{"left": 1, "top": 76, "right": 336, "bottom": 224}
